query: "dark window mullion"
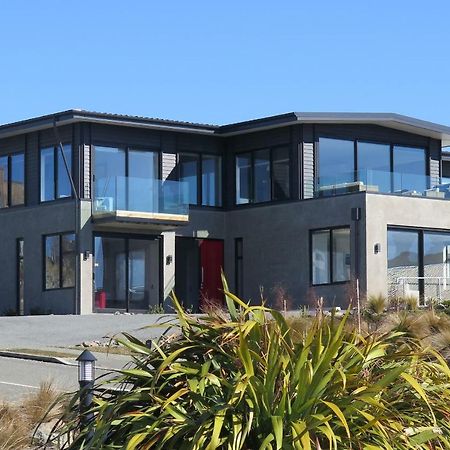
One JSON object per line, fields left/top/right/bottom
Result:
{"left": 390, "top": 144, "right": 394, "bottom": 193}
{"left": 125, "top": 238, "right": 130, "bottom": 312}
{"left": 54, "top": 146, "right": 58, "bottom": 200}
{"left": 59, "top": 234, "right": 63, "bottom": 289}
{"left": 354, "top": 140, "right": 358, "bottom": 182}
{"left": 418, "top": 230, "right": 424, "bottom": 303}
{"left": 329, "top": 229, "right": 334, "bottom": 283}
{"left": 251, "top": 151, "right": 255, "bottom": 203}
{"left": 197, "top": 154, "right": 202, "bottom": 206}
{"left": 7, "top": 155, "right": 11, "bottom": 207}
{"left": 269, "top": 147, "right": 274, "bottom": 200}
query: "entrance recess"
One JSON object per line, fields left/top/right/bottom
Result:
{"left": 94, "top": 234, "right": 160, "bottom": 312}
{"left": 175, "top": 238, "right": 224, "bottom": 312}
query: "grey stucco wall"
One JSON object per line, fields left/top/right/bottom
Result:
{"left": 0, "top": 201, "right": 76, "bottom": 315}
{"left": 223, "top": 195, "right": 366, "bottom": 308}
{"left": 365, "top": 194, "right": 450, "bottom": 299}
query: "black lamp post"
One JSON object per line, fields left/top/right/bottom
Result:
{"left": 76, "top": 350, "right": 97, "bottom": 437}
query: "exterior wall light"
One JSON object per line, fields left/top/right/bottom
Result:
{"left": 76, "top": 350, "right": 97, "bottom": 439}
{"left": 374, "top": 243, "right": 382, "bottom": 254}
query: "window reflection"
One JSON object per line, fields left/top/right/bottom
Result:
{"left": 202, "top": 155, "right": 222, "bottom": 206}
{"left": 236, "top": 153, "right": 252, "bottom": 204}
{"left": 179, "top": 153, "right": 199, "bottom": 205}
{"left": 393, "top": 146, "right": 426, "bottom": 193}
{"left": 357, "top": 142, "right": 391, "bottom": 192}
{"left": 11, "top": 153, "right": 25, "bottom": 205}
{"left": 387, "top": 229, "right": 419, "bottom": 299}
{"left": 319, "top": 138, "right": 354, "bottom": 185}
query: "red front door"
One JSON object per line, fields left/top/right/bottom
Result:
{"left": 199, "top": 240, "right": 224, "bottom": 310}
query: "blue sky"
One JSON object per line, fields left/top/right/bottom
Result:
{"left": 1, "top": 1, "right": 449, "bottom": 126}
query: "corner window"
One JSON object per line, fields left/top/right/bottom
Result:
{"left": 311, "top": 228, "right": 350, "bottom": 285}
{"left": 0, "top": 152, "right": 25, "bottom": 208}
{"left": 178, "top": 153, "right": 222, "bottom": 207}
{"left": 44, "top": 233, "right": 76, "bottom": 290}
{"left": 40, "top": 144, "right": 72, "bottom": 202}
{"left": 235, "top": 146, "right": 290, "bottom": 205}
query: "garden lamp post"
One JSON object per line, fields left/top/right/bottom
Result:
{"left": 76, "top": 350, "right": 97, "bottom": 437}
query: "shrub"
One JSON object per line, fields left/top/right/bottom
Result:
{"left": 57, "top": 283, "right": 450, "bottom": 449}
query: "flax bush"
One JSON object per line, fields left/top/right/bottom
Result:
{"left": 57, "top": 280, "right": 450, "bottom": 449}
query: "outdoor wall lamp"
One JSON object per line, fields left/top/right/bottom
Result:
{"left": 166, "top": 255, "right": 173, "bottom": 265}
{"left": 374, "top": 243, "right": 382, "bottom": 254}
{"left": 83, "top": 250, "right": 91, "bottom": 261}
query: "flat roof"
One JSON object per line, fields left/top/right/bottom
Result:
{"left": 1, "top": 109, "right": 450, "bottom": 145}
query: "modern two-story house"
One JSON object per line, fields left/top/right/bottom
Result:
{"left": 1, "top": 110, "right": 450, "bottom": 315}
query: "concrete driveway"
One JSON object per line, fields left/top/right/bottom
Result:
{"left": 0, "top": 313, "right": 175, "bottom": 349}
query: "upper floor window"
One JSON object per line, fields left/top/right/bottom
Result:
{"left": 0, "top": 152, "right": 25, "bottom": 208}
{"left": 317, "top": 137, "right": 427, "bottom": 194}
{"left": 40, "top": 144, "right": 72, "bottom": 202}
{"left": 235, "top": 146, "right": 290, "bottom": 205}
{"left": 93, "top": 146, "right": 159, "bottom": 211}
{"left": 178, "top": 153, "right": 222, "bottom": 207}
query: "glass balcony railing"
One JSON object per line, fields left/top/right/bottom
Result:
{"left": 315, "top": 169, "right": 450, "bottom": 199}
{"left": 93, "top": 176, "right": 189, "bottom": 216}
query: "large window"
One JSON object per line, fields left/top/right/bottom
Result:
{"left": 179, "top": 153, "right": 199, "bottom": 205}
{"left": 311, "top": 227, "right": 351, "bottom": 285}
{"left": 393, "top": 145, "right": 427, "bottom": 193}
{"left": 235, "top": 146, "right": 290, "bottom": 205}
{"left": 40, "top": 144, "right": 72, "bottom": 202}
{"left": 318, "top": 138, "right": 354, "bottom": 184}
{"left": 318, "top": 137, "right": 427, "bottom": 194}
{"left": 0, "top": 152, "right": 25, "bottom": 208}
{"left": 202, "top": 155, "right": 222, "bottom": 207}
{"left": 388, "top": 228, "right": 450, "bottom": 302}
{"left": 357, "top": 142, "right": 391, "bottom": 192}
{"left": 44, "top": 233, "right": 76, "bottom": 290}
{"left": 178, "top": 153, "right": 222, "bottom": 206}
{"left": 94, "top": 146, "right": 159, "bottom": 211}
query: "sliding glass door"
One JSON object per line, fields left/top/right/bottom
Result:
{"left": 94, "top": 146, "right": 159, "bottom": 212}
{"left": 94, "top": 235, "right": 160, "bottom": 312}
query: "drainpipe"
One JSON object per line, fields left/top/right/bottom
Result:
{"left": 53, "top": 118, "right": 81, "bottom": 315}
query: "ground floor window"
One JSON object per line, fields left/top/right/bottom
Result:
{"left": 388, "top": 228, "right": 450, "bottom": 302}
{"left": 44, "top": 233, "right": 76, "bottom": 290}
{"left": 311, "top": 227, "right": 351, "bottom": 285}
{"left": 93, "top": 234, "right": 160, "bottom": 311}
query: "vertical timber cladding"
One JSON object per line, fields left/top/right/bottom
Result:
{"left": 302, "top": 124, "right": 315, "bottom": 199}
{"left": 83, "top": 144, "right": 91, "bottom": 198}
{"left": 429, "top": 138, "right": 441, "bottom": 186}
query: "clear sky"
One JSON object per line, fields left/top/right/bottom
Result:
{"left": 1, "top": 0, "right": 449, "bottom": 126}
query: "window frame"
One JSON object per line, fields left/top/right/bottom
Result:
{"left": 178, "top": 152, "right": 223, "bottom": 207}
{"left": 0, "top": 150, "right": 26, "bottom": 209}
{"left": 43, "top": 232, "right": 76, "bottom": 291}
{"left": 39, "top": 144, "right": 74, "bottom": 203}
{"left": 316, "top": 136, "right": 429, "bottom": 191}
{"left": 234, "top": 144, "right": 291, "bottom": 206}
{"left": 310, "top": 226, "right": 351, "bottom": 286}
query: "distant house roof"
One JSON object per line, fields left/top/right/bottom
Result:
{"left": 1, "top": 109, "right": 450, "bottom": 145}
